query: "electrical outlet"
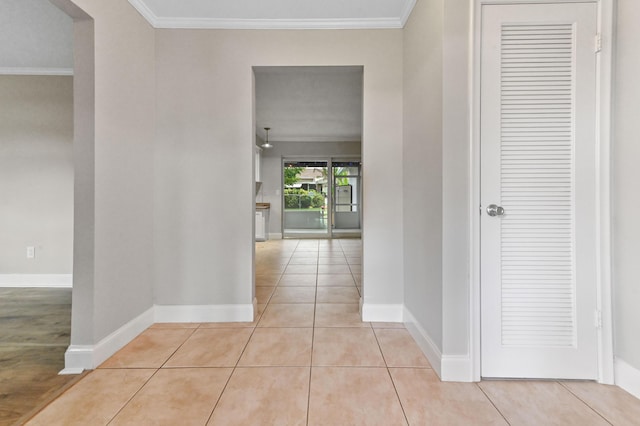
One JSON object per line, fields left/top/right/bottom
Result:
{"left": 26, "top": 246, "right": 35, "bottom": 259}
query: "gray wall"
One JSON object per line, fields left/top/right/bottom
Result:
{"left": 260, "top": 141, "right": 362, "bottom": 235}
{"left": 401, "top": 0, "right": 473, "bottom": 361}
{"left": 0, "top": 0, "right": 73, "bottom": 71}
{"left": 154, "top": 29, "right": 404, "bottom": 308}
{"left": 0, "top": 75, "right": 73, "bottom": 275}
{"left": 441, "top": 0, "right": 473, "bottom": 358}
{"left": 64, "top": 0, "right": 156, "bottom": 344}
{"left": 402, "top": 0, "right": 444, "bottom": 350}
{"left": 613, "top": 0, "right": 640, "bottom": 372}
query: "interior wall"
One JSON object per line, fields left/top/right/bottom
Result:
{"left": 0, "top": 75, "right": 73, "bottom": 276}
{"left": 402, "top": 0, "right": 444, "bottom": 350}
{"left": 441, "top": 0, "right": 472, "bottom": 358}
{"left": 62, "top": 0, "right": 156, "bottom": 344}
{"left": 613, "top": 0, "right": 640, "bottom": 372}
{"left": 260, "top": 141, "right": 362, "bottom": 235}
{"left": 154, "top": 29, "right": 404, "bottom": 309}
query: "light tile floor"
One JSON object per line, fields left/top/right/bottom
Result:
{"left": 26, "top": 239, "right": 640, "bottom": 425}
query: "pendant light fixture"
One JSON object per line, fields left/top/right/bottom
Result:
{"left": 261, "top": 127, "right": 273, "bottom": 149}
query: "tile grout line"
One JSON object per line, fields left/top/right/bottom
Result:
{"left": 205, "top": 298, "right": 264, "bottom": 424}
{"left": 104, "top": 367, "right": 163, "bottom": 425}
{"left": 306, "top": 247, "right": 319, "bottom": 426}
{"left": 371, "top": 324, "right": 410, "bottom": 425}
{"left": 475, "top": 382, "right": 512, "bottom": 426}
{"left": 558, "top": 381, "right": 614, "bottom": 425}
{"left": 206, "top": 239, "right": 295, "bottom": 425}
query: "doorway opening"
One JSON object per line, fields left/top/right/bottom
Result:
{"left": 253, "top": 65, "right": 363, "bottom": 241}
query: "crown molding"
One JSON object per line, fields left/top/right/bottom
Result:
{"left": 128, "top": 0, "right": 160, "bottom": 27}
{"left": 128, "top": 0, "right": 416, "bottom": 30}
{"left": 0, "top": 67, "right": 73, "bottom": 76}
{"left": 154, "top": 17, "right": 403, "bottom": 30}
{"left": 399, "top": 0, "right": 417, "bottom": 27}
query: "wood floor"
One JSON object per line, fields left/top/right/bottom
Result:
{"left": 0, "top": 288, "right": 78, "bottom": 426}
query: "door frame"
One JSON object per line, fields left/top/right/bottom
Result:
{"left": 469, "top": 0, "right": 615, "bottom": 383}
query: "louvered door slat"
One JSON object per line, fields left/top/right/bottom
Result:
{"left": 499, "top": 23, "right": 576, "bottom": 348}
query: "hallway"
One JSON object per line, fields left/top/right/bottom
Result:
{"left": 25, "top": 239, "right": 640, "bottom": 425}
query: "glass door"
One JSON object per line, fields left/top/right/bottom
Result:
{"left": 331, "top": 160, "right": 361, "bottom": 236}
{"left": 282, "top": 160, "right": 330, "bottom": 237}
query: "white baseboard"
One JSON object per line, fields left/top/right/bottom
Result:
{"left": 404, "top": 306, "right": 443, "bottom": 378}
{"left": 155, "top": 303, "right": 255, "bottom": 323}
{"left": 0, "top": 274, "right": 72, "bottom": 288}
{"left": 403, "top": 306, "right": 474, "bottom": 382}
{"left": 268, "top": 233, "right": 283, "bottom": 240}
{"left": 62, "top": 306, "right": 154, "bottom": 373}
{"left": 361, "top": 303, "right": 404, "bottom": 322}
{"left": 441, "top": 355, "right": 474, "bottom": 382}
{"left": 615, "top": 357, "right": 640, "bottom": 399}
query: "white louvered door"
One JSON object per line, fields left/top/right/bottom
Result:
{"left": 480, "top": 3, "right": 598, "bottom": 379}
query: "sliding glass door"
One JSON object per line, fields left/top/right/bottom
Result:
{"left": 282, "top": 158, "right": 361, "bottom": 238}
{"left": 283, "top": 160, "right": 330, "bottom": 237}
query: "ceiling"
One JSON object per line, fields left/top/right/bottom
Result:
{"left": 2, "top": 1, "right": 387, "bottom": 142}
{"left": 0, "top": 0, "right": 73, "bottom": 74}
{"left": 254, "top": 67, "right": 363, "bottom": 143}
{"left": 129, "top": 0, "right": 417, "bottom": 29}
{"left": 0, "top": 0, "right": 416, "bottom": 73}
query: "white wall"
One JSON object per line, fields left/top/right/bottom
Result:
{"left": 260, "top": 141, "right": 362, "bottom": 235}
{"left": 0, "top": 75, "right": 73, "bottom": 276}
{"left": 613, "top": 0, "right": 640, "bottom": 373}
{"left": 402, "top": 0, "right": 444, "bottom": 350}
{"left": 441, "top": 0, "right": 473, "bottom": 362}
{"left": 154, "top": 29, "right": 404, "bottom": 311}
{"left": 59, "top": 0, "right": 156, "bottom": 348}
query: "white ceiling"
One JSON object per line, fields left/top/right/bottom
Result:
{"left": 255, "top": 67, "right": 363, "bottom": 143}
{"left": 129, "top": 0, "right": 417, "bottom": 29}
{"left": 0, "top": 0, "right": 73, "bottom": 74}
{"left": 0, "top": 0, "right": 416, "bottom": 73}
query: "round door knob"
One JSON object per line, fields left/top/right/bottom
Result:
{"left": 486, "top": 204, "right": 505, "bottom": 217}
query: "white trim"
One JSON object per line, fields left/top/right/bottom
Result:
{"left": 361, "top": 303, "right": 403, "bottom": 322}
{"left": 126, "top": 0, "right": 413, "bottom": 30}
{"left": 0, "top": 67, "right": 73, "bottom": 76}
{"left": 470, "top": 0, "right": 614, "bottom": 382}
{"left": 154, "top": 304, "right": 255, "bottom": 323}
{"left": 442, "top": 355, "right": 474, "bottom": 382}
{"left": 127, "top": 0, "right": 159, "bottom": 27}
{"left": 594, "top": 0, "right": 615, "bottom": 386}
{"left": 404, "top": 306, "right": 443, "bottom": 378}
{"left": 62, "top": 346, "right": 93, "bottom": 374}
{"left": 470, "top": 0, "right": 483, "bottom": 383}
{"left": 268, "top": 233, "right": 283, "bottom": 240}
{"left": 59, "top": 366, "right": 85, "bottom": 375}
{"left": 155, "top": 17, "right": 405, "bottom": 30}
{"left": 399, "top": 0, "right": 418, "bottom": 27}
{"left": 615, "top": 358, "right": 640, "bottom": 400}
{"left": 0, "top": 274, "right": 72, "bottom": 288}
{"left": 62, "top": 307, "right": 154, "bottom": 372}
